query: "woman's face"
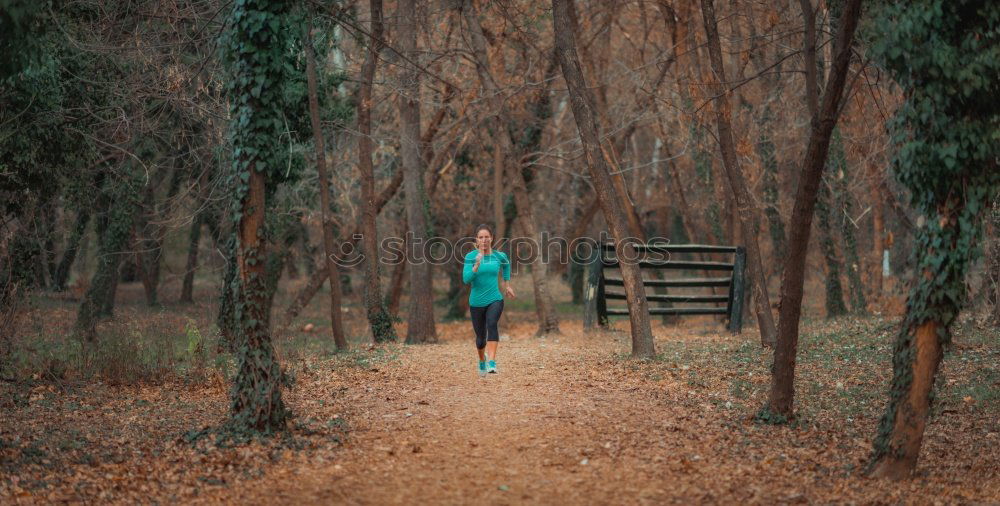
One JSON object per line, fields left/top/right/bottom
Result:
{"left": 476, "top": 229, "right": 492, "bottom": 250}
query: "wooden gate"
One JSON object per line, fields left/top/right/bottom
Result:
{"left": 583, "top": 241, "right": 747, "bottom": 333}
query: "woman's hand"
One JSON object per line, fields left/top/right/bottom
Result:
{"left": 504, "top": 284, "right": 515, "bottom": 298}
{"left": 473, "top": 246, "right": 484, "bottom": 272}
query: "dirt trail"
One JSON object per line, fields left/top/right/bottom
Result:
{"left": 192, "top": 319, "right": 999, "bottom": 505}
{"left": 200, "top": 323, "right": 726, "bottom": 504}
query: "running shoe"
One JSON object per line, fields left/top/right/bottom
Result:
{"left": 478, "top": 360, "right": 487, "bottom": 377}
{"left": 487, "top": 359, "right": 497, "bottom": 374}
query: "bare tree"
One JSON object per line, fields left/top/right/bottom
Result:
{"left": 398, "top": 0, "right": 437, "bottom": 344}
{"left": 552, "top": 0, "right": 655, "bottom": 358}
{"left": 764, "top": 0, "right": 863, "bottom": 420}
{"left": 460, "top": 0, "right": 560, "bottom": 336}
{"left": 356, "top": 0, "right": 397, "bottom": 343}
{"left": 304, "top": 16, "right": 348, "bottom": 351}
{"left": 699, "top": 0, "right": 778, "bottom": 346}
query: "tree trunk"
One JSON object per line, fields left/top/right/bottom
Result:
{"left": 817, "top": 173, "right": 848, "bottom": 317}
{"left": 53, "top": 208, "right": 90, "bottom": 292}
{"left": 553, "top": 0, "right": 654, "bottom": 358}
{"left": 832, "top": 137, "right": 867, "bottom": 314}
{"left": 758, "top": 102, "right": 786, "bottom": 277}
{"left": 136, "top": 168, "right": 180, "bottom": 308}
{"left": 354, "top": 0, "right": 397, "bottom": 343}
{"left": 387, "top": 235, "right": 407, "bottom": 316}
{"left": 869, "top": 160, "right": 886, "bottom": 302}
{"left": 73, "top": 167, "right": 138, "bottom": 341}
{"left": 217, "top": 232, "right": 238, "bottom": 352}
{"left": 493, "top": 142, "right": 506, "bottom": 241}
{"left": 988, "top": 200, "right": 1000, "bottom": 326}
{"left": 699, "top": 0, "right": 778, "bottom": 345}
{"left": 180, "top": 212, "right": 203, "bottom": 304}
{"left": 868, "top": 195, "right": 974, "bottom": 478}
{"left": 399, "top": 0, "right": 437, "bottom": 344}
{"left": 460, "top": 0, "right": 560, "bottom": 336}
{"left": 230, "top": 166, "right": 287, "bottom": 430}
{"left": 277, "top": 167, "right": 402, "bottom": 333}
{"left": 276, "top": 82, "right": 452, "bottom": 332}
{"left": 225, "top": 0, "right": 289, "bottom": 433}
{"left": 181, "top": 167, "right": 216, "bottom": 304}
{"left": 764, "top": 0, "right": 862, "bottom": 420}
{"left": 304, "top": 17, "right": 348, "bottom": 351}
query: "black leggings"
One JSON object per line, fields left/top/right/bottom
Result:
{"left": 470, "top": 299, "right": 504, "bottom": 350}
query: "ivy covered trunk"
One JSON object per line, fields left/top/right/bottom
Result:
{"left": 866, "top": 0, "right": 1000, "bottom": 479}
{"left": 223, "top": 0, "right": 290, "bottom": 433}
{"left": 868, "top": 196, "right": 974, "bottom": 479}
{"left": 354, "top": 0, "right": 396, "bottom": 343}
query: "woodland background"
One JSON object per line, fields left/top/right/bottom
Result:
{"left": 1, "top": 0, "right": 998, "bottom": 502}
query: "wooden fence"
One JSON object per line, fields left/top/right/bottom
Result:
{"left": 583, "top": 241, "right": 747, "bottom": 333}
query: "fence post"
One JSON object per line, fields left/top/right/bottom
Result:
{"left": 583, "top": 241, "right": 601, "bottom": 329}
{"left": 597, "top": 261, "right": 608, "bottom": 328}
{"left": 727, "top": 246, "right": 746, "bottom": 333}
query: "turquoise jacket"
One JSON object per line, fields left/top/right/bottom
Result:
{"left": 462, "top": 249, "right": 510, "bottom": 307}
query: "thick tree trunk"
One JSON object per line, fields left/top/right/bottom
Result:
{"left": 399, "top": 0, "right": 437, "bottom": 344}
{"left": 764, "top": 0, "right": 862, "bottom": 420}
{"left": 225, "top": 0, "right": 289, "bottom": 433}
{"left": 553, "top": 0, "right": 654, "bottom": 358}
{"left": 868, "top": 319, "right": 944, "bottom": 479}
{"left": 461, "top": 0, "right": 560, "bottom": 336}
{"left": 700, "top": 0, "right": 777, "bottom": 345}
{"left": 868, "top": 195, "right": 975, "bottom": 478}
{"left": 230, "top": 165, "right": 287, "bottom": 430}
{"left": 355, "top": 0, "right": 397, "bottom": 343}
{"left": 304, "top": 17, "right": 348, "bottom": 351}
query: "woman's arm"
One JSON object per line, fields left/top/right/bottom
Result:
{"left": 500, "top": 253, "right": 514, "bottom": 297}
{"left": 462, "top": 253, "right": 475, "bottom": 284}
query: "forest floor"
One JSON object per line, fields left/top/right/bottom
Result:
{"left": 2, "top": 280, "right": 999, "bottom": 504}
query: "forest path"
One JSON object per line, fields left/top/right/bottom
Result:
{"left": 201, "top": 321, "right": 735, "bottom": 505}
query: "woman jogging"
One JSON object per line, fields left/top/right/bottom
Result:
{"left": 463, "top": 224, "right": 514, "bottom": 376}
